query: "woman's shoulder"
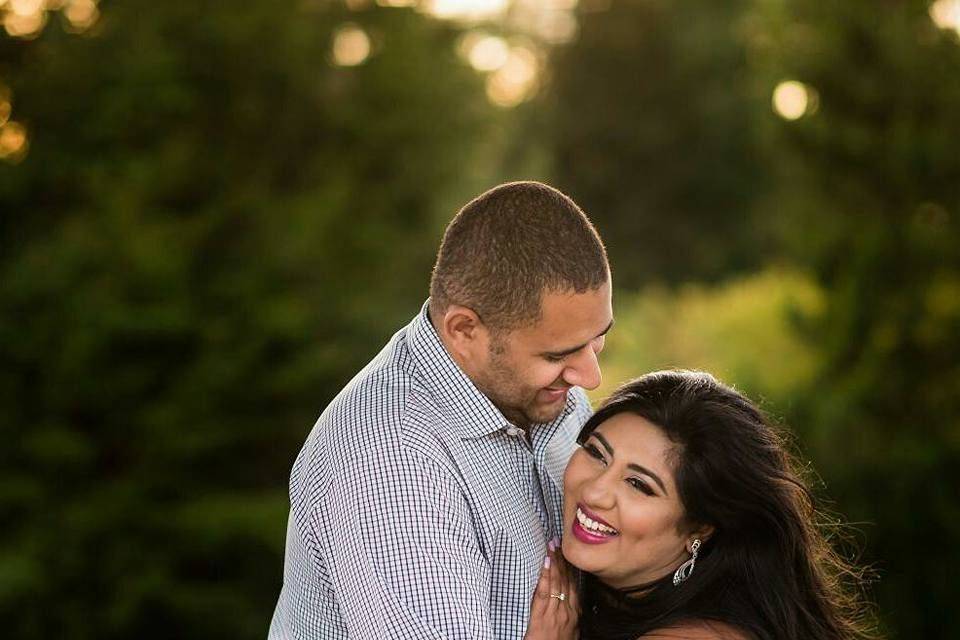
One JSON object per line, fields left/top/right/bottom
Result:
{"left": 639, "top": 619, "right": 750, "bottom": 640}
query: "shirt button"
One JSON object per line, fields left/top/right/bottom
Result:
{"left": 505, "top": 426, "right": 523, "bottom": 437}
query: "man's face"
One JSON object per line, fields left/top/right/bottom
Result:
{"left": 472, "top": 282, "right": 613, "bottom": 428}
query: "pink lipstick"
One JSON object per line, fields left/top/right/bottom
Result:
{"left": 571, "top": 503, "right": 619, "bottom": 544}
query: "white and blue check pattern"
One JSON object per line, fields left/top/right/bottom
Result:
{"left": 268, "top": 301, "right": 592, "bottom": 639}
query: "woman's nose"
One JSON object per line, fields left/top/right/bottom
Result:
{"left": 580, "top": 469, "right": 616, "bottom": 511}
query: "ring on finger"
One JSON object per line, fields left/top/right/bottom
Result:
{"left": 549, "top": 592, "right": 566, "bottom": 601}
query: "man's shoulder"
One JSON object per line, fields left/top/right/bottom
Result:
{"left": 298, "top": 331, "right": 453, "bottom": 471}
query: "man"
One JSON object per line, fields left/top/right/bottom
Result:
{"left": 269, "top": 181, "right": 613, "bottom": 639}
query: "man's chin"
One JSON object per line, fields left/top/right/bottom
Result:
{"left": 527, "top": 403, "right": 566, "bottom": 426}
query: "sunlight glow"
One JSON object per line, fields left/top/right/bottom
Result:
{"left": 375, "top": 0, "right": 416, "bottom": 7}
{"left": 930, "top": 0, "right": 960, "bottom": 33}
{"left": 0, "top": 120, "right": 28, "bottom": 162}
{"left": 332, "top": 24, "right": 372, "bottom": 67}
{"left": 772, "top": 80, "right": 811, "bottom": 121}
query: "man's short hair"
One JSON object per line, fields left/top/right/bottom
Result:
{"left": 429, "top": 181, "right": 609, "bottom": 331}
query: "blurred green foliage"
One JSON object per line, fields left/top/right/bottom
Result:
{"left": 1, "top": 0, "right": 958, "bottom": 638}
{"left": 0, "top": 1, "right": 513, "bottom": 637}
{"left": 595, "top": 269, "right": 824, "bottom": 409}
{"left": 548, "top": 0, "right": 772, "bottom": 286}
{"left": 551, "top": 1, "right": 960, "bottom": 637}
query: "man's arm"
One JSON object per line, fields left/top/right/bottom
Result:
{"left": 317, "top": 446, "right": 493, "bottom": 639}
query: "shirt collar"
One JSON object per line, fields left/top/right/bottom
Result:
{"left": 405, "top": 300, "right": 583, "bottom": 440}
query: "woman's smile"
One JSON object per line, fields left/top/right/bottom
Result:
{"left": 571, "top": 504, "right": 620, "bottom": 543}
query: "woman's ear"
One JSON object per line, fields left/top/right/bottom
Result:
{"left": 688, "top": 524, "right": 715, "bottom": 551}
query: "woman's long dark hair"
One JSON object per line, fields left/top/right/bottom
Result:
{"left": 576, "top": 371, "right": 875, "bottom": 640}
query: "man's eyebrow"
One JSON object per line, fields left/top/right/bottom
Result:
{"left": 541, "top": 318, "right": 615, "bottom": 358}
{"left": 592, "top": 431, "right": 668, "bottom": 495}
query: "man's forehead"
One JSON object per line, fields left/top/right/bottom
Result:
{"left": 512, "top": 285, "right": 613, "bottom": 347}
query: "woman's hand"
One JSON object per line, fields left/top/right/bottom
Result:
{"left": 524, "top": 538, "right": 580, "bottom": 640}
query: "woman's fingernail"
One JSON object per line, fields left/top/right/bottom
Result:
{"left": 551, "top": 536, "right": 561, "bottom": 548}
{"left": 547, "top": 539, "right": 556, "bottom": 552}
{"left": 543, "top": 555, "right": 551, "bottom": 569}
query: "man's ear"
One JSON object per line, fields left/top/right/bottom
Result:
{"left": 438, "top": 304, "right": 490, "bottom": 362}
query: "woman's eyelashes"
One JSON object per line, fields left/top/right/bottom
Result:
{"left": 583, "top": 442, "right": 606, "bottom": 464}
{"left": 627, "top": 477, "right": 655, "bottom": 496}
{"left": 583, "top": 439, "right": 656, "bottom": 496}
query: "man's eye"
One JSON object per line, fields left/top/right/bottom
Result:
{"left": 544, "top": 354, "right": 564, "bottom": 363}
{"left": 627, "top": 478, "right": 654, "bottom": 496}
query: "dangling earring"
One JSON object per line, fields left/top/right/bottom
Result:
{"left": 672, "top": 539, "right": 701, "bottom": 586}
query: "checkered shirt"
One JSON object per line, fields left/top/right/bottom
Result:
{"left": 268, "top": 301, "right": 592, "bottom": 639}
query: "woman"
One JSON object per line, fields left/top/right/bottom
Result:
{"left": 526, "top": 370, "right": 874, "bottom": 640}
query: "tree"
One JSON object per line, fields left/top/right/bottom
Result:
{"left": 752, "top": 1, "right": 960, "bottom": 636}
{"left": 547, "top": 0, "right": 770, "bottom": 286}
{"left": 0, "top": 2, "right": 505, "bottom": 637}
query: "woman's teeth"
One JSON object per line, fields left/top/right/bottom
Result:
{"left": 576, "top": 507, "right": 619, "bottom": 535}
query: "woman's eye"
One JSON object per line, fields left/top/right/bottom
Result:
{"left": 627, "top": 477, "right": 654, "bottom": 496}
{"left": 583, "top": 443, "right": 606, "bottom": 463}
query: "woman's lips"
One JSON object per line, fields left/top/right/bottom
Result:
{"left": 571, "top": 504, "right": 619, "bottom": 544}
{"left": 578, "top": 503, "right": 615, "bottom": 529}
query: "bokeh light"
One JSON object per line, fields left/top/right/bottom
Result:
{"left": 930, "top": 0, "right": 960, "bottom": 33}
{"left": 508, "top": 0, "right": 579, "bottom": 44}
{"left": 485, "top": 44, "right": 539, "bottom": 107}
{"left": 332, "top": 23, "right": 372, "bottom": 67}
{"left": 460, "top": 32, "right": 510, "bottom": 71}
{"left": 375, "top": 0, "right": 416, "bottom": 7}
{"left": 0, "top": 120, "right": 29, "bottom": 162}
{"left": 0, "top": 85, "right": 11, "bottom": 128}
{"left": 10, "top": 0, "right": 43, "bottom": 15}
{"left": 772, "top": 80, "right": 814, "bottom": 121}
{"left": 424, "top": 0, "right": 508, "bottom": 21}
{"left": 3, "top": 5, "right": 46, "bottom": 37}
{"left": 0, "top": 0, "right": 99, "bottom": 37}
{"left": 63, "top": 0, "right": 99, "bottom": 32}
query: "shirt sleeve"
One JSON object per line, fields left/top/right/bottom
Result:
{"left": 316, "top": 446, "right": 494, "bottom": 640}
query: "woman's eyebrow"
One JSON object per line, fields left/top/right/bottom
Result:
{"left": 592, "top": 431, "right": 669, "bottom": 495}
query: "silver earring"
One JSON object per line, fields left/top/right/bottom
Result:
{"left": 672, "top": 539, "right": 701, "bottom": 586}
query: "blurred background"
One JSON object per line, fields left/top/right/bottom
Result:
{"left": 1, "top": 0, "right": 957, "bottom": 637}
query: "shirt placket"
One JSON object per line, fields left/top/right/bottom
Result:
{"left": 531, "top": 423, "right": 566, "bottom": 540}
{"left": 504, "top": 425, "right": 551, "bottom": 539}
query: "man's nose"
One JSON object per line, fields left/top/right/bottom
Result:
{"left": 563, "top": 343, "right": 602, "bottom": 390}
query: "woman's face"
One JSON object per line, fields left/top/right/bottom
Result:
{"left": 561, "top": 412, "right": 693, "bottom": 589}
